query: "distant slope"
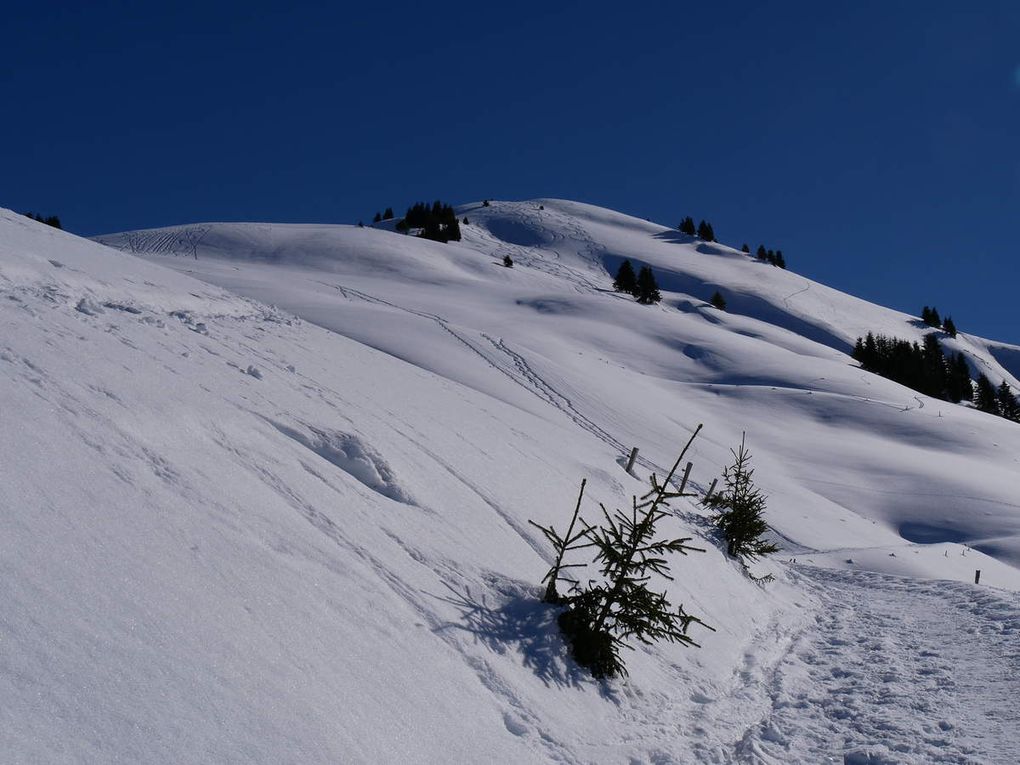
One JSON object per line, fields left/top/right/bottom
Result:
{"left": 98, "top": 200, "right": 1020, "bottom": 571}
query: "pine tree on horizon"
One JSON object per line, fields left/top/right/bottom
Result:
{"left": 710, "top": 290, "right": 727, "bottom": 310}
{"left": 679, "top": 217, "right": 697, "bottom": 236}
{"left": 697, "top": 220, "right": 715, "bottom": 241}
{"left": 942, "top": 316, "right": 957, "bottom": 338}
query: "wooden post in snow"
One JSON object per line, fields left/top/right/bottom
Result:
{"left": 678, "top": 462, "right": 693, "bottom": 495}
{"left": 625, "top": 447, "right": 639, "bottom": 474}
{"left": 704, "top": 478, "right": 718, "bottom": 504}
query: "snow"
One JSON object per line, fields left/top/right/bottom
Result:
{"left": 1, "top": 201, "right": 1019, "bottom": 762}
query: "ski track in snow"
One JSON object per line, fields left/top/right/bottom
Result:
{"left": 737, "top": 566, "right": 1020, "bottom": 764}
{"left": 330, "top": 282, "right": 688, "bottom": 483}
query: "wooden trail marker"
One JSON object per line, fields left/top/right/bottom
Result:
{"left": 625, "top": 447, "right": 639, "bottom": 474}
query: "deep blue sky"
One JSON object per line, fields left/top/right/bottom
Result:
{"left": 4, "top": 2, "right": 1019, "bottom": 342}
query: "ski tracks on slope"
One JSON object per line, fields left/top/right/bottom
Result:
{"left": 736, "top": 566, "right": 1020, "bottom": 764}
{"left": 331, "top": 283, "right": 696, "bottom": 490}
{"left": 480, "top": 203, "right": 608, "bottom": 294}
{"left": 101, "top": 225, "right": 211, "bottom": 259}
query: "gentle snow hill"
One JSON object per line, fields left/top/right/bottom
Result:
{"left": 97, "top": 199, "right": 1020, "bottom": 575}
{"left": 3, "top": 208, "right": 793, "bottom": 763}
{"left": 2, "top": 204, "right": 1019, "bottom": 763}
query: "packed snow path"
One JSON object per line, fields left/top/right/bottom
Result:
{"left": 739, "top": 567, "right": 1020, "bottom": 764}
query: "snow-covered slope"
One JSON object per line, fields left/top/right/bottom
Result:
{"left": 2, "top": 202, "right": 1019, "bottom": 763}
{"left": 97, "top": 199, "right": 1020, "bottom": 573}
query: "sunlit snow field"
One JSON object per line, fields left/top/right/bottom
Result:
{"left": 1, "top": 203, "right": 1017, "bottom": 763}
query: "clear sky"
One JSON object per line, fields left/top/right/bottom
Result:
{"left": 4, "top": 1, "right": 1019, "bottom": 343}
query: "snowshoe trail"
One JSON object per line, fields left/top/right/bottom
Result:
{"left": 739, "top": 566, "right": 1020, "bottom": 764}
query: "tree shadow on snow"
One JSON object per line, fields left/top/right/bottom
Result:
{"left": 431, "top": 581, "right": 591, "bottom": 690}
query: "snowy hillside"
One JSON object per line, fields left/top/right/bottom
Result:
{"left": 1, "top": 203, "right": 1018, "bottom": 764}
{"left": 97, "top": 199, "right": 1020, "bottom": 574}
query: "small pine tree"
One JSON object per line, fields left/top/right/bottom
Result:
{"left": 503, "top": 254, "right": 514, "bottom": 268}
{"left": 741, "top": 243, "right": 750, "bottom": 254}
{"left": 774, "top": 250, "right": 786, "bottom": 269}
{"left": 483, "top": 199, "right": 491, "bottom": 207}
{"left": 383, "top": 207, "right": 394, "bottom": 220}
{"left": 357, "top": 221, "right": 364, "bottom": 228}
{"left": 613, "top": 260, "right": 638, "bottom": 294}
{"left": 373, "top": 211, "right": 382, "bottom": 223}
{"left": 997, "top": 382, "right": 1020, "bottom": 422}
{"left": 697, "top": 220, "right": 715, "bottom": 241}
{"left": 679, "top": 217, "right": 697, "bottom": 236}
{"left": 921, "top": 306, "right": 933, "bottom": 325}
{"left": 974, "top": 374, "right": 999, "bottom": 414}
{"left": 946, "top": 352, "right": 972, "bottom": 403}
{"left": 942, "top": 316, "right": 957, "bottom": 338}
{"left": 710, "top": 290, "right": 727, "bottom": 310}
{"left": 756, "top": 245, "right": 767, "bottom": 261}
{"left": 530, "top": 427, "right": 713, "bottom": 678}
{"left": 635, "top": 266, "right": 662, "bottom": 304}
{"left": 705, "top": 435, "right": 779, "bottom": 578}
{"left": 766, "top": 249, "right": 776, "bottom": 265}
{"left": 463, "top": 217, "right": 469, "bottom": 224}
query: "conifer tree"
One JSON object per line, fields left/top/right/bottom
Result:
{"left": 774, "top": 250, "right": 786, "bottom": 269}
{"left": 920, "top": 333, "right": 947, "bottom": 398}
{"left": 921, "top": 306, "right": 943, "bottom": 327}
{"left": 503, "top": 254, "right": 514, "bottom": 268}
{"left": 357, "top": 221, "right": 364, "bottom": 227}
{"left": 705, "top": 435, "right": 779, "bottom": 578}
{"left": 679, "top": 217, "right": 697, "bottom": 236}
{"left": 942, "top": 316, "right": 957, "bottom": 338}
{"left": 483, "top": 199, "right": 491, "bottom": 207}
{"left": 373, "top": 211, "right": 382, "bottom": 223}
{"left": 697, "top": 220, "right": 715, "bottom": 241}
{"left": 766, "top": 249, "right": 776, "bottom": 265}
{"left": 997, "top": 382, "right": 1020, "bottom": 422}
{"left": 531, "top": 427, "right": 713, "bottom": 678}
{"left": 613, "top": 260, "right": 637, "bottom": 294}
{"left": 710, "top": 290, "right": 727, "bottom": 310}
{"left": 756, "top": 245, "right": 767, "bottom": 261}
{"left": 974, "top": 374, "right": 999, "bottom": 414}
{"left": 946, "top": 352, "right": 972, "bottom": 403}
{"left": 383, "top": 207, "right": 394, "bottom": 220}
{"left": 741, "top": 243, "right": 750, "bottom": 254}
{"left": 635, "top": 266, "right": 662, "bottom": 304}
